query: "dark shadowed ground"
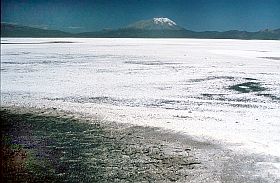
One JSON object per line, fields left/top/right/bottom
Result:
{"left": 0, "top": 107, "right": 276, "bottom": 182}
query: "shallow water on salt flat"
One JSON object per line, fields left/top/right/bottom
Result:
{"left": 1, "top": 38, "right": 280, "bottom": 162}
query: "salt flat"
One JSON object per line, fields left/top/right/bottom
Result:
{"left": 1, "top": 38, "right": 280, "bottom": 177}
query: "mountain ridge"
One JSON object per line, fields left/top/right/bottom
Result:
{"left": 1, "top": 23, "right": 72, "bottom": 37}
{"left": 1, "top": 18, "right": 280, "bottom": 40}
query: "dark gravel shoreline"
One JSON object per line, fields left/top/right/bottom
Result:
{"left": 0, "top": 107, "right": 276, "bottom": 182}
{"left": 0, "top": 107, "right": 200, "bottom": 182}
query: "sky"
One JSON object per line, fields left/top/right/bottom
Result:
{"left": 1, "top": 0, "right": 280, "bottom": 33}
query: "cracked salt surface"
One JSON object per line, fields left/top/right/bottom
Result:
{"left": 1, "top": 38, "right": 280, "bottom": 178}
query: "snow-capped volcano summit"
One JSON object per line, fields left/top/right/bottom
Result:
{"left": 153, "top": 18, "right": 177, "bottom": 26}
{"left": 125, "top": 17, "right": 184, "bottom": 30}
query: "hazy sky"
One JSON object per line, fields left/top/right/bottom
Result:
{"left": 1, "top": 0, "right": 280, "bottom": 32}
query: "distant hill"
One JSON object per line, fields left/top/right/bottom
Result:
{"left": 77, "top": 29, "right": 280, "bottom": 40}
{"left": 1, "top": 18, "right": 280, "bottom": 40}
{"left": 1, "top": 23, "right": 72, "bottom": 37}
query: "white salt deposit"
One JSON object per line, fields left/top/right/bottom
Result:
{"left": 1, "top": 38, "right": 280, "bottom": 176}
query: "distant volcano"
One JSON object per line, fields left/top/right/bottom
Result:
{"left": 1, "top": 19, "right": 280, "bottom": 39}
{"left": 124, "top": 17, "right": 184, "bottom": 31}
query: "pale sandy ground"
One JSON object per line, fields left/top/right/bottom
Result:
{"left": 1, "top": 38, "right": 280, "bottom": 182}
{"left": 1, "top": 106, "right": 279, "bottom": 182}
